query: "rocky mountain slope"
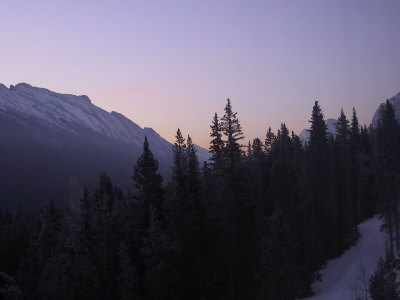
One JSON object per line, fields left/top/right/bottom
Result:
{"left": 0, "top": 83, "right": 209, "bottom": 209}
{"left": 371, "top": 92, "right": 400, "bottom": 127}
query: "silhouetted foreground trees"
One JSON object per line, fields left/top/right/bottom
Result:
{"left": 1, "top": 99, "right": 399, "bottom": 300}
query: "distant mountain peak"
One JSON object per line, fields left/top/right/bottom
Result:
{"left": 78, "top": 95, "right": 91, "bottom": 103}
{"left": 15, "top": 82, "right": 33, "bottom": 89}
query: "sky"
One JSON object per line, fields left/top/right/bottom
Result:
{"left": 1, "top": 1, "right": 399, "bottom": 148}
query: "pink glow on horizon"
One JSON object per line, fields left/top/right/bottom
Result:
{"left": 1, "top": 1, "right": 399, "bottom": 148}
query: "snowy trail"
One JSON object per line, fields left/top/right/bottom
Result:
{"left": 305, "top": 216, "right": 387, "bottom": 300}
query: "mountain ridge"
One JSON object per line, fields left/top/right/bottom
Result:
{"left": 0, "top": 83, "right": 209, "bottom": 209}
{"left": 0, "top": 82, "right": 209, "bottom": 160}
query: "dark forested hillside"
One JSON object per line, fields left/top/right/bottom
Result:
{"left": 1, "top": 98, "right": 399, "bottom": 300}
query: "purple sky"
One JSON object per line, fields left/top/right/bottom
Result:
{"left": 1, "top": 1, "right": 399, "bottom": 148}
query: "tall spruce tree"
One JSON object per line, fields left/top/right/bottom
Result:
{"left": 168, "top": 129, "right": 187, "bottom": 241}
{"left": 350, "top": 107, "right": 362, "bottom": 222}
{"left": 269, "top": 123, "right": 296, "bottom": 216}
{"left": 257, "top": 208, "right": 299, "bottom": 300}
{"left": 172, "top": 128, "right": 187, "bottom": 188}
{"left": 251, "top": 138, "right": 264, "bottom": 160}
{"left": 307, "top": 101, "right": 340, "bottom": 256}
{"left": 307, "top": 101, "right": 329, "bottom": 214}
{"left": 117, "top": 241, "right": 138, "bottom": 300}
{"left": 265, "top": 126, "right": 275, "bottom": 155}
{"left": 210, "top": 113, "right": 225, "bottom": 173}
{"left": 220, "top": 99, "right": 257, "bottom": 300}
{"left": 141, "top": 206, "right": 178, "bottom": 300}
{"left": 131, "top": 136, "right": 165, "bottom": 298}
{"left": 369, "top": 251, "right": 400, "bottom": 300}
{"left": 334, "top": 109, "right": 355, "bottom": 242}
{"left": 308, "top": 101, "right": 328, "bottom": 157}
{"left": 357, "top": 125, "right": 375, "bottom": 219}
{"left": 351, "top": 107, "right": 361, "bottom": 144}
{"left": 132, "top": 136, "right": 165, "bottom": 230}
{"left": 221, "top": 98, "right": 244, "bottom": 172}
{"left": 374, "top": 100, "right": 400, "bottom": 253}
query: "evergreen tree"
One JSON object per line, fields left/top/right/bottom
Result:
{"left": 334, "top": 109, "right": 355, "bottom": 241}
{"left": 209, "top": 113, "right": 225, "bottom": 172}
{"left": 246, "top": 140, "right": 252, "bottom": 158}
{"left": 257, "top": 208, "right": 299, "bottom": 300}
{"left": 369, "top": 251, "right": 400, "bottom": 300}
{"left": 220, "top": 99, "right": 256, "bottom": 300}
{"left": 117, "top": 241, "right": 138, "bottom": 300}
{"left": 141, "top": 206, "right": 178, "bottom": 300}
{"left": 373, "top": 100, "right": 400, "bottom": 253}
{"left": 96, "top": 174, "right": 123, "bottom": 298}
{"left": 308, "top": 101, "right": 328, "bottom": 156}
{"left": 251, "top": 138, "right": 264, "bottom": 160}
{"left": 36, "top": 201, "right": 60, "bottom": 268}
{"left": 167, "top": 129, "right": 187, "bottom": 242}
{"left": 358, "top": 125, "right": 375, "bottom": 219}
{"left": 17, "top": 201, "right": 60, "bottom": 299}
{"left": 185, "top": 135, "right": 208, "bottom": 299}
{"left": 172, "top": 128, "right": 187, "bottom": 187}
{"left": 269, "top": 123, "right": 296, "bottom": 216}
{"left": 169, "top": 133, "right": 208, "bottom": 299}
{"left": 132, "top": 136, "right": 165, "bottom": 232}
{"left": 350, "top": 107, "right": 362, "bottom": 223}
{"left": 0, "top": 271, "right": 21, "bottom": 299}
{"left": 93, "top": 173, "right": 115, "bottom": 215}
{"left": 350, "top": 107, "right": 361, "bottom": 144}
{"left": 307, "top": 101, "right": 340, "bottom": 256}
{"left": 220, "top": 98, "right": 244, "bottom": 172}
{"left": 335, "top": 109, "right": 350, "bottom": 143}
{"left": 131, "top": 136, "right": 165, "bottom": 298}
{"left": 186, "top": 135, "right": 202, "bottom": 217}
{"left": 265, "top": 126, "right": 275, "bottom": 155}
{"left": 0, "top": 206, "right": 28, "bottom": 277}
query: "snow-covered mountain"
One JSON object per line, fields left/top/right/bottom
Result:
{"left": 299, "top": 118, "right": 337, "bottom": 144}
{"left": 0, "top": 83, "right": 144, "bottom": 145}
{"left": 0, "top": 83, "right": 209, "bottom": 161}
{"left": 0, "top": 83, "right": 209, "bottom": 209}
{"left": 371, "top": 91, "right": 400, "bottom": 127}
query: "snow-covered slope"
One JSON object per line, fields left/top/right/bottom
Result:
{"left": 0, "top": 83, "right": 151, "bottom": 146}
{"left": 371, "top": 92, "right": 400, "bottom": 127}
{"left": 0, "top": 83, "right": 209, "bottom": 161}
{"left": 306, "top": 216, "right": 387, "bottom": 300}
{"left": 299, "top": 118, "right": 337, "bottom": 144}
{"left": 0, "top": 83, "right": 210, "bottom": 209}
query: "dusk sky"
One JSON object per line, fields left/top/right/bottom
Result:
{"left": 1, "top": 1, "right": 399, "bottom": 148}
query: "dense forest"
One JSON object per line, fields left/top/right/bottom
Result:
{"left": 1, "top": 99, "right": 400, "bottom": 299}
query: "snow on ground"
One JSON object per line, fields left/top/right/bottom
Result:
{"left": 305, "top": 215, "right": 387, "bottom": 300}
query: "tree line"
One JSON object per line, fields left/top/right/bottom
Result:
{"left": 1, "top": 98, "right": 399, "bottom": 299}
